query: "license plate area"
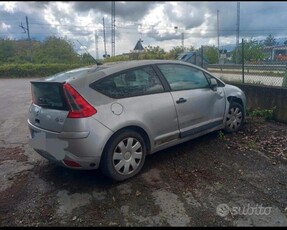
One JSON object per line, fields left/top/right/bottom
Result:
{"left": 29, "top": 128, "right": 46, "bottom": 150}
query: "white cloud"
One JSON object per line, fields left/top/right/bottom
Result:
{"left": 0, "top": 1, "right": 287, "bottom": 57}
{"left": 0, "top": 22, "right": 11, "bottom": 31}
{"left": 0, "top": 2, "right": 17, "bottom": 13}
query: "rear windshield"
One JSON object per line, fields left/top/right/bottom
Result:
{"left": 31, "top": 82, "right": 68, "bottom": 110}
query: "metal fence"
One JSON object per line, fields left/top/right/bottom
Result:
{"left": 207, "top": 63, "right": 287, "bottom": 88}
{"left": 206, "top": 39, "right": 287, "bottom": 88}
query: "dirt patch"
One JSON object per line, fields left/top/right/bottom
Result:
{"left": 223, "top": 117, "right": 287, "bottom": 161}
{"left": 0, "top": 146, "right": 27, "bottom": 163}
{"left": 0, "top": 117, "right": 287, "bottom": 226}
{"left": 0, "top": 173, "right": 29, "bottom": 223}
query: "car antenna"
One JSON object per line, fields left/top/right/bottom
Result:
{"left": 76, "top": 40, "right": 102, "bottom": 66}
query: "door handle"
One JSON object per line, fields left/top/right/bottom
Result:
{"left": 176, "top": 98, "right": 187, "bottom": 104}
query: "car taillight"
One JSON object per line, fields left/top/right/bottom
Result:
{"left": 63, "top": 83, "right": 97, "bottom": 118}
{"left": 63, "top": 159, "right": 81, "bottom": 168}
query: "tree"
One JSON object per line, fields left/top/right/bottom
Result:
{"left": 33, "top": 36, "right": 80, "bottom": 64}
{"left": 0, "top": 38, "right": 16, "bottom": 63}
{"left": 139, "top": 45, "right": 166, "bottom": 60}
{"left": 264, "top": 34, "right": 276, "bottom": 46}
{"left": 232, "top": 38, "right": 265, "bottom": 64}
{"left": 81, "top": 53, "right": 96, "bottom": 64}
{"left": 165, "top": 45, "right": 194, "bottom": 60}
{"left": 203, "top": 46, "right": 218, "bottom": 64}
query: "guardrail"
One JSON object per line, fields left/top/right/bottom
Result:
{"left": 207, "top": 64, "right": 286, "bottom": 72}
{"left": 207, "top": 63, "right": 287, "bottom": 88}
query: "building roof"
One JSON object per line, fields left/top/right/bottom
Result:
{"left": 133, "top": 39, "right": 144, "bottom": 51}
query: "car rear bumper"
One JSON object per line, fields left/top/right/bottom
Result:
{"left": 34, "top": 149, "right": 101, "bottom": 169}
{"left": 27, "top": 118, "right": 114, "bottom": 170}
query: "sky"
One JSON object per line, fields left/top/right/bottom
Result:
{"left": 0, "top": 1, "right": 287, "bottom": 59}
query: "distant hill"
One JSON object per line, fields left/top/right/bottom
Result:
{"left": 221, "top": 37, "right": 287, "bottom": 52}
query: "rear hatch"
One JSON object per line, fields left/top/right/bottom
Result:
{"left": 29, "top": 82, "right": 69, "bottom": 132}
{"left": 29, "top": 66, "right": 100, "bottom": 133}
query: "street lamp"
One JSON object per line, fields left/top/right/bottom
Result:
{"left": 174, "top": 26, "right": 184, "bottom": 50}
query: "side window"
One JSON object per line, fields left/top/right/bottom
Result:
{"left": 91, "top": 66, "right": 164, "bottom": 98}
{"left": 157, "top": 64, "right": 209, "bottom": 91}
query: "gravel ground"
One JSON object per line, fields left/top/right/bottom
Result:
{"left": 0, "top": 78, "right": 286, "bottom": 226}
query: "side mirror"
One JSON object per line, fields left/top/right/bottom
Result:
{"left": 210, "top": 78, "right": 218, "bottom": 91}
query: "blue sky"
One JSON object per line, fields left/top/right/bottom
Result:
{"left": 0, "top": 1, "right": 287, "bottom": 58}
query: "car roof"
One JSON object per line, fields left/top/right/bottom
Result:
{"left": 100, "top": 60, "right": 190, "bottom": 74}
{"left": 32, "top": 60, "right": 212, "bottom": 84}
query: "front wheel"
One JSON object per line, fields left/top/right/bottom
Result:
{"left": 100, "top": 130, "right": 147, "bottom": 181}
{"left": 224, "top": 102, "right": 244, "bottom": 133}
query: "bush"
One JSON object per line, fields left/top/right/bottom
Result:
{"left": 0, "top": 63, "right": 88, "bottom": 78}
{"left": 247, "top": 107, "right": 275, "bottom": 120}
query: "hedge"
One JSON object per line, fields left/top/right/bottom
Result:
{"left": 0, "top": 63, "right": 89, "bottom": 78}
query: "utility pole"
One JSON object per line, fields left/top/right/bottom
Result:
{"left": 175, "top": 26, "right": 184, "bottom": 50}
{"left": 26, "top": 16, "right": 32, "bottom": 62}
{"left": 181, "top": 32, "right": 184, "bottom": 50}
{"left": 103, "top": 17, "right": 107, "bottom": 58}
{"left": 217, "top": 9, "right": 220, "bottom": 63}
{"left": 20, "top": 16, "right": 32, "bottom": 62}
{"left": 236, "top": 2, "right": 240, "bottom": 64}
{"left": 95, "top": 31, "right": 99, "bottom": 60}
{"left": 111, "top": 1, "right": 115, "bottom": 57}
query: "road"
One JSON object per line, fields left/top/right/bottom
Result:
{"left": 210, "top": 72, "right": 284, "bottom": 87}
{"left": 0, "top": 78, "right": 287, "bottom": 226}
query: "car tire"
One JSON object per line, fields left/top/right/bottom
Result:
{"left": 224, "top": 102, "right": 244, "bottom": 133}
{"left": 100, "top": 129, "right": 147, "bottom": 181}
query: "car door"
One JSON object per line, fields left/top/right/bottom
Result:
{"left": 156, "top": 63, "right": 226, "bottom": 138}
{"left": 90, "top": 65, "right": 180, "bottom": 149}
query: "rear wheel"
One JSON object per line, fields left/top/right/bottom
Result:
{"left": 100, "top": 130, "right": 147, "bottom": 181}
{"left": 224, "top": 102, "right": 244, "bottom": 133}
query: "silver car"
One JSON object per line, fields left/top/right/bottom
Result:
{"left": 28, "top": 60, "right": 246, "bottom": 181}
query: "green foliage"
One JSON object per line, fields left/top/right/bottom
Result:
{"left": 80, "top": 53, "right": 98, "bottom": 65}
{"left": 166, "top": 46, "right": 194, "bottom": 59}
{"left": 247, "top": 107, "right": 275, "bottom": 120}
{"left": 104, "top": 45, "right": 196, "bottom": 62}
{"left": 140, "top": 45, "right": 166, "bottom": 59}
{"left": 103, "top": 45, "right": 195, "bottom": 62}
{"left": 203, "top": 46, "right": 218, "bottom": 64}
{"left": 0, "top": 36, "right": 84, "bottom": 64}
{"left": 217, "top": 130, "right": 225, "bottom": 139}
{"left": 103, "top": 54, "right": 130, "bottom": 63}
{"left": 231, "top": 38, "right": 265, "bottom": 64}
{"left": 0, "top": 63, "right": 87, "bottom": 78}
{"left": 0, "top": 38, "right": 16, "bottom": 62}
{"left": 33, "top": 36, "right": 79, "bottom": 64}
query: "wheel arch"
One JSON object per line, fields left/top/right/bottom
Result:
{"left": 227, "top": 96, "right": 244, "bottom": 108}
{"left": 102, "top": 125, "right": 151, "bottom": 158}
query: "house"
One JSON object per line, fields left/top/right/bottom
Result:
{"left": 133, "top": 39, "right": 144, "bottom": 52}
{"left": 263, "top": 45, "right": 287, "bottom": 61}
